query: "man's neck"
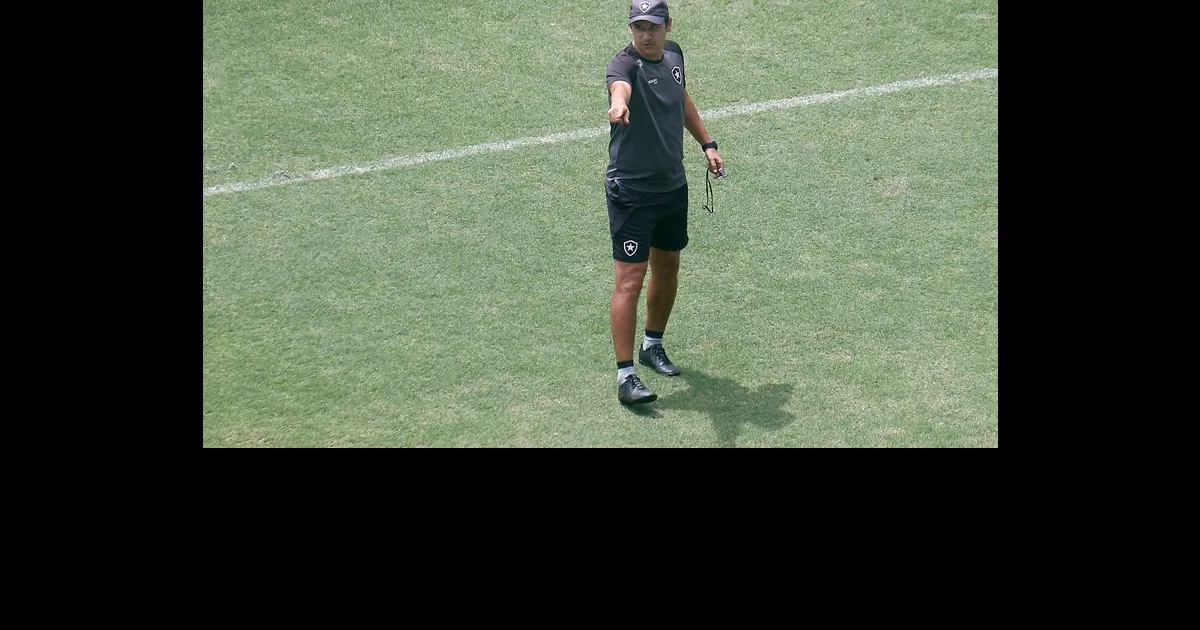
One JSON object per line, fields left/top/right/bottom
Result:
{"left": 631, "top": 43, "right": 663, "bottom": 62}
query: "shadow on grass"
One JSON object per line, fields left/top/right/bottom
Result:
{"left": 653, "top": 368, "right": 796, "bottom": 447}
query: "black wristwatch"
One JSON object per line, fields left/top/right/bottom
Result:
{"left": 701, "top": 140, "right": 718, "bottom": 152}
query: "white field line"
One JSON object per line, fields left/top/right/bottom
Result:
{"left": 203, "top": 68, "right": 996, "bottom": 198}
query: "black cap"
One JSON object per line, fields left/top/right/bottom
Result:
{"left": 629, "top": 0, "right": 669, "bottom": 25}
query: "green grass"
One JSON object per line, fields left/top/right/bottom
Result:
{"left": 203, "top": 0, "right": 998, "bottom": 447}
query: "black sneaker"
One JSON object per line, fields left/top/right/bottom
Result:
{"left": 618, "top": 374, "right": 657, "bottom": 404}
{"left": 639, "top": 344, "right": 681, "bottom": 376}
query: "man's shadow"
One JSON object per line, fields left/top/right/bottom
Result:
{"left": 625, "top": 368, "right": 795, "bottom": 447}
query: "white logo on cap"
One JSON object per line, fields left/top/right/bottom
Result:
{"left": 639, "top": 1, "right": 650, "bottom": 13}
{"left": 624, "top": 240, "right": 638, "bottom": 256}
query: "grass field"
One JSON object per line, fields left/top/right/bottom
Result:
{"left": 203, "top": 0, "right": 998, "bottom": 447}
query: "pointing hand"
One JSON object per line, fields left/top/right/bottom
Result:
{"left": 607, "top": 104, "right": 630, "bottom": 125}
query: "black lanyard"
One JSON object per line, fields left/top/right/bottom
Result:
{"left": 703, "top": 168, "right": 716, "bottom": 213}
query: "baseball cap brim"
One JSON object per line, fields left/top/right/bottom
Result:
{"left": 629, "top": 16, "right": 667, "bottom": 24}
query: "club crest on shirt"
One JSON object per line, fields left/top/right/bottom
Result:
{"left": 672, "top": 66, "right": 682, "bottom": 84}
{"left": 624, "top": 240, "right": 638, "bottom": 256}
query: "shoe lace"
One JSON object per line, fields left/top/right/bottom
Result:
{"left": 647, "top": 345, "right": 669, "bottom": 361}
{"left": 626, "top": 374, "right": 646, "bottom": 388}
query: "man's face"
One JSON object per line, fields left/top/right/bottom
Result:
{"left": 630, "top": 19, "right": 670, "bottom": 59}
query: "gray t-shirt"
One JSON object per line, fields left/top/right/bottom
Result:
{"left": 605, "top": 41, "right": 687, "bottom": 192}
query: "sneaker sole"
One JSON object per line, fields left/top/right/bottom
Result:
{"left": 619, "top": 393, "right": 658, "bottom": 405}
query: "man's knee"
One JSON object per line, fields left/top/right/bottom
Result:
{"left": 614, "top": 261, "right": 648, "bottom": 294}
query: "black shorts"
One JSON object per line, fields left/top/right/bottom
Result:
{"left": 606, "top": 179, "right": 689, "bottom": 263}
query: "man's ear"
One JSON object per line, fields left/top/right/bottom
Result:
{"left": 666, "top": 19, "right": 673, "bottom": 33}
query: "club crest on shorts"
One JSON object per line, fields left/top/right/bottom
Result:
{"left": 672, "top": 66, "right": 682, "bottom": 84}
{"left": 623, "top": 240, "right": 638, "bottom": 257}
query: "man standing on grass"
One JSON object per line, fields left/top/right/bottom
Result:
{"left": 605, "top": 0, "right": 725, "bottom": 405}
